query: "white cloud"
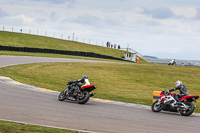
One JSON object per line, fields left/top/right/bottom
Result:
{"left": 193, "top": 7, "right": 200, "bottom": 20}
{"left": 171, "top": 7, "right": 197, "bottom": 19}
{"left": 12, "top": 14, "right": 34, "bottom": 24}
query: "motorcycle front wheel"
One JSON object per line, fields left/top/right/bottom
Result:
{"left": 58, "top": 91, "right": 67, "bottom": 101}
{"left": 152, "top": 100, "right": 164, "bottom": 112}
{"left": 179, "top": 102, "right": 195, "bottom": 116}
{"left": 77, "top": 91, "right": 90, "bottom": 104}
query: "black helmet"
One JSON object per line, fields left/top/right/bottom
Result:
{"left": 82, "top": 75, "right": 88, "bottom": 79}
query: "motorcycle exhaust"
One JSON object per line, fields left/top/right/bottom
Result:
{"left": 90, "top": 93, "right": 95, "bottom": 97}
{"left": 67, "top": 97, "right": 76, "bottom": 101}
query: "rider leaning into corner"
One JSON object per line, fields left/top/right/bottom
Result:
{"left": 66, "top": 75, "right": 90, "bottom": 96}
{"left": 169, "top": 59, "right": 176, "bottom": 65}
{"left": 165, "top": 81, "right": 189, "bottom": 104}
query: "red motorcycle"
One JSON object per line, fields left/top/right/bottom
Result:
{"left": 152, "top": 91, "right": 199, "bottom": 116}
{"left": 58, "top": 82, "right": 96, "bottom": 104}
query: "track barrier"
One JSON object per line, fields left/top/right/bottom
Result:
{"left": 0, "top": 45, "right": 131, "bottom": 62}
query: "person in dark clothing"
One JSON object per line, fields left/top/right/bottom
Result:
{"left": 118, "top": 45, "right": 120, "bottom": 49}
{"left": 165, "top": 81, "right": 188, "bottom": 104}
{"left": 66, "top": 75, "right": 90, "bottom": 96}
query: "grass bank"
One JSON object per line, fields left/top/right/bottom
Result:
{"left": 0, "top": 120, "right": 82, "bottom": 133}
{"left": 0, "top": 62, "right": 199, "bottom": 112}
{"left": 0, "top": 31, "right": 126, "bottom": 59}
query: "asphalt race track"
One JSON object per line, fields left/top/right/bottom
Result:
{"left": 0, "top": 56, "right": 200, "bottom": 133}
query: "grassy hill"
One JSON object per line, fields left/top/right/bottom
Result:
{"left": 0, "top": 31, "right": 126, "bottom": 59}
{"left": 0, "top": 31, "right": 148, "bottom": 63}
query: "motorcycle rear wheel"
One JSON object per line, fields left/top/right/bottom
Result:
{"left": 179, "top": 102, "right": 195, "bottom": 116}
{"left": 77, "top": 91, "right": 90, "bottom": 104}
{"left": 58, "top": 91, "right": 67, "bottom": 101}
{"left": 152, "top": 100, "right": 163, "bottom": 112}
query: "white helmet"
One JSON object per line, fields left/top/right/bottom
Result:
{"left": 175, "top": 81, "right": 182, "bottom": 87}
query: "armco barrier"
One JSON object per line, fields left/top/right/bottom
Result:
{"left": 0, "top": 45, "right": 130, "bottom": 62}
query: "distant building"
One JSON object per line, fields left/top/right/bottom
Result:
{"left": 124, "top": 53, "right": 136, "bottom": 62}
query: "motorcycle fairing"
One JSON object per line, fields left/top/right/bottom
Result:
{"left": 180, "top": 95, "right": 199, "bottom": 101}
{"left": 80, "top": 85, "right": 96, "bottom": 92}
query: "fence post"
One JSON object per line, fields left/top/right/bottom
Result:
{"left": 73, "top": 33, "right": 74, "bottom": 41}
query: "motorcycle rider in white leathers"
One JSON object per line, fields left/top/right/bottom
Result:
{"left": 165, "top": 81, "right": 188, "bottom": 104}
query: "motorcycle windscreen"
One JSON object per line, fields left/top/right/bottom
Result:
{"left": 85, "top": 79, "right": 90, "bottom": 85}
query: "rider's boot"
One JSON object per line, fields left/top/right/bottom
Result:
{"left": 65, "top": 86, "right": 71, "bottom": 97}
{"left": 175, "top": 100, "right": 182, "bottom": 105}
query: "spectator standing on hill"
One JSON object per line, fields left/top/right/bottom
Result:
{"left": 114, "top": 44, "right": 116, "bottom": 48}
{"left": 108, "top": 41, "right": 110, "bottom": 47}
{"left": 107, "top": 41, "right": 109, "bottom": 47}
{"left": 118, "top": 45, "right": 120, "bottom": 49}
{"left": 111, "top": 44, "right": 113, "bottom": 48}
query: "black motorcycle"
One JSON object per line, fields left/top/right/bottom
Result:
{"left": 58, "top": 82, "right": 96, "bottom": 104}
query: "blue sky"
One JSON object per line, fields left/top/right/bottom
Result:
{"left": 0, "top": 0, "right": 200, "bottom": 60}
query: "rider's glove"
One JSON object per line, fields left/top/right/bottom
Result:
{"left": 165, "top": 90, "right": 169, "bottom": 94}
{"left": 67, "top": 82, "right": 72, "bottom": 85}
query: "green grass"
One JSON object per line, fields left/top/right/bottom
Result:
{"left": 0, "top": 62, "right": 200, "bottom": 112}
{"left": 0, "top": 120, "right": 82, "bottom": 133}
{"left": 0, "top": 31, "right": 126, "bottom": 59}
